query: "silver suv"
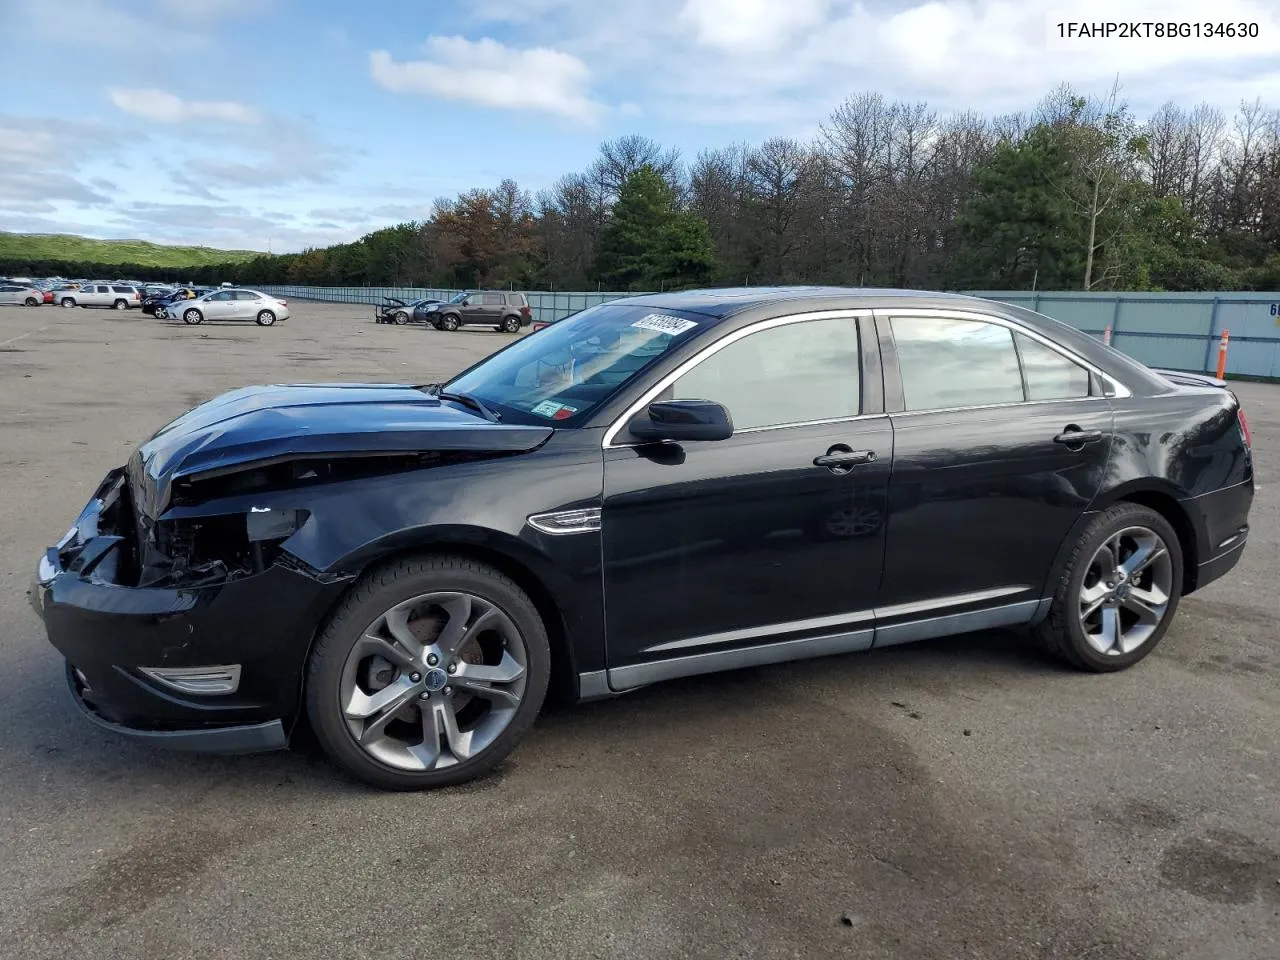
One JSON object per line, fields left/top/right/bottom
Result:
{"left": 58, "top": 284, "right": 141, "bottom": 310}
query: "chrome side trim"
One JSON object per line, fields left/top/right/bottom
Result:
{"left": 139, "top": 664, "right": 242, "bottom": 696}
{"left": 527, "top": 507, "right": 602, "bottom": 536}
{"left": 576, "top": 670, "right": 613, "bottom": 701}
{"left": 639, "top": 586, "right": 1029, "bottom": 656}
{"left": 642, "top": 608, "right": 876, "bottom": 654}
{"left": 602, "top": 309, "right": 872, "bottom": 449}
{"left": 873, "top": 599, "right": 1040, "bottom": 648}
{"left": 888, "top": 395, "right": 1114, "bottom": 419}
{"left": 608, "top": 627, "right": 876, "bottom": 691}
{"left": 875, "top": 585, "right": 1031, "bottom": 620}
{"left": 875, "top": 306, "right": 1134, "bottom": 402}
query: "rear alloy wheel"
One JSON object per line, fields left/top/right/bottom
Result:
{"left": 61, "top": 297, "right": 76, "bottom": 308}
{"left": 113, "top": 299, "right": 128, "bottom": 310}
{"left": 183, "top": 308, "right": 203, "bottom": 325}
{"left": 24, "top": 296, "right": 39, "bottom": 307}
{"left": 256, "top": 310, "right": 276, "bottom": 326}
{"left": 1036, "top": 503, "right": 1182, "bottom": 671}
{"left": 438, "top": 313, "right": 460, "bottom": 332}
{"left": 501, "top": 315, "right": 521, "bottom": 333}
{"left": 393, "top": 311, "right": 408, "bottom": 325}
{"left": 306, "top": 555, "right": 550, "bottom": 789}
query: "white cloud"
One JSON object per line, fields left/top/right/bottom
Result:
{"left": 457, "top": 0, "right": 1280, "bottom": 125}
{"left": 678, "top": 0, "right": 831, "bottom": 53}
{"left": 0, "top": 115, "right": 122, "bottom": 212}
{"left": 874, "top": 0, "right": 1280, "bottom": 101}
{"left": 370, "top": 37, "right": 602, "bottom": 121}
{"left": 108, "top": 88, "right": 263, "bottom": 124}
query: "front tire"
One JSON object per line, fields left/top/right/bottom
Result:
{"left": 1036, "top": 502, "right": 1182, "bottom": 671}
{"left": 438, "top": 313, "right": 460, "bottom": 332}
{"left": 393, "top": 311, "right": 408, "bottom": 325}
{"left": 183, "top": 308, "right": 203, "bottom": 325}
{"left": 306, "top": 555, "right": 551, "bottom": 790}
{"left": 256, "top": 310, "right": 276, "bottom": 326}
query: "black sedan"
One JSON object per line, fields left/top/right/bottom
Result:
{"left": 143, "top": 289, "right": 209, "bottom": 316}
{"left": 30, "top": 288, "right": 1255, "bottom": 790}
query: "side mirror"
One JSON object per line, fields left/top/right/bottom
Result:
{"left": 629, "top": 399, "right": 733, "bottom": 443}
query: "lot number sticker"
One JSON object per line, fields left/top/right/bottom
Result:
{"left": 531, "top": 399, "right": 578, "bottom": 420}
{"left": 632, "top": 313, "right": 698, "bottom": 336}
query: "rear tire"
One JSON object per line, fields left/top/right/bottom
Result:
{"left": 113, "top": 299, "right": 128, "bottom": 310}
{"left": 501, "top": 315, "right": 521, "bottom": 333}
{"left": 256, "top": 310, "right": 276, "bottom": 326}
{"left": 61, "top": 297, "right": 76, "bottom": 308}
{"left": 24, "top": 297, "right": 39, "bottom": 307}
{"left": 1035, "top": 502, "right": 1182, "bottom": 672}
{"left": 183, "top": 308, "right": 203, "bottom": 325}
{"left": 305, "top": 555, "right": 551, "bottom": 790}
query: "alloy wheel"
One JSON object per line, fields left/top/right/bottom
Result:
{"left": 1078, "top": 525, "right": 1174, "bottom": 656}
{"left": 339, "top": 591, "right": 529, "bottom": 771}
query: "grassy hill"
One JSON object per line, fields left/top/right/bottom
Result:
{"left": 0, "top": 232, "right": 259, "bottom": 268}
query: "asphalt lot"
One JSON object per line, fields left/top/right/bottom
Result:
{"left": 0, "top": 300, "right": 1277, "bottom": 960}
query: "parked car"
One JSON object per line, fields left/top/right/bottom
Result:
{"left": 57, "top": 284, "right": 141, "bottom": 310}
{"left": 375, "top": 297, "right": 444, "bottom": 325}
{"left": 161, "top": 288, "right": 289, "bottom": 326}
{"left": 143, "top": 289, "right": 205, "bottom": 316}
{"left": 0, "top": 283, "right": 44, "bottom": 306}
{"left": 29, "top": 288, "right": 1254, "bottom": 790}
{"left": 424, "top": 290, "right": 533, "bottom": 332}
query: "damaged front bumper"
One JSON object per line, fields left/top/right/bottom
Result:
{"left": 31, "top": 469, "right": 350, "bottom": 753}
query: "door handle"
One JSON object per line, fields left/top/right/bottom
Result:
{"left": 1053, "top": 428, "right": 1103, "bottom": 445}
{"left": 813, "top": 448, "right": 877, "bottom": 470}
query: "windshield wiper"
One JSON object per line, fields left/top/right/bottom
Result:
{"left": 436, "top": 389, "right": 502, "bottom": 422}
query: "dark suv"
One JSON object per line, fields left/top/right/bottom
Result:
{"left": 427, "top": 291, "right": 533, "bottom": 333}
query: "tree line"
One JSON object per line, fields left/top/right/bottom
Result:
{"left": 6, "top": 84, "right": 1280, "bottom": 293}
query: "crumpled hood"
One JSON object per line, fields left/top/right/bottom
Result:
{"left": 128, "top": 383, "right": 552, "bottom": 516}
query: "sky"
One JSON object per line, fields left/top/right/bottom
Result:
{"left": 3, "top": 0, "right": 1280, "bottom": 254}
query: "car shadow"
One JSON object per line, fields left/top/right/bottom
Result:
{"left": 12, "top": 626, "right": 1067, "bottom": 796}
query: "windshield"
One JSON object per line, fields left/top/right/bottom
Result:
{"left": 448, "top": 291, "right": 470, "bottom": 304}
{"left": 445, "top": 303, "right": 705, "bottom": 425}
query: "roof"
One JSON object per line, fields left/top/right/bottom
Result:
{"left": 617, "top": 286, "right": 981, "bottom": 318}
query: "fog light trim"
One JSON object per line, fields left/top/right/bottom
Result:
{"left": 139, "top": 664, "right": 242, "bottom": 696}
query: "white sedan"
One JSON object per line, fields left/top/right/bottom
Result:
{"left": 0, "top": 283, "right": 44, "bottom": 306}
{"left": 160, "top": 288, "right": 290, "bottom": 326}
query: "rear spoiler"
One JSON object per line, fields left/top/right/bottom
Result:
{"left": 1152, "top": 368, "right": 1227, "bottom": 389}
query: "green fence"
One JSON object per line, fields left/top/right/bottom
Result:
{"left": 258, "top": 285, "right": 1280, "bottom": 378}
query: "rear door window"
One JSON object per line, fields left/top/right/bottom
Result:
{"left": 111, "top": 285, "right": 133, "bottom": 293}
{"left": 482, "top": 293, "right": 505, "bottom": 306}
{"left": 1015, "top": 333, "right": 1091, "bottom": 400}
{"left": 890, "top": 316, "right": 1023, "bottom": 411}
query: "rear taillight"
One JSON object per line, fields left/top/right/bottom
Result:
{"left": 1238, "top": 408, "right": 1252, "bottom": 449}
{"left": 520, "top": 305, "right": 531, "bottom": 317}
